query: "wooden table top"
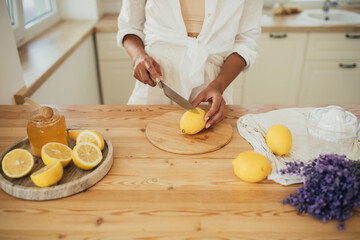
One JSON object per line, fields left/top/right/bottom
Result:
{"left": 0, "top": 105, "right": 359, "bottom": 239}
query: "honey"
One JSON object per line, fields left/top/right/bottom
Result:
{"left": 27, "top": 108, "right": 68, "bottom": 157}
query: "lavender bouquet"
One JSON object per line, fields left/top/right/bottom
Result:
{"left": 280, "top": 154, "right": 360, "bottom": 230}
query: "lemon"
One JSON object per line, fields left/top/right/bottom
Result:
{"left": 68, "top": 129, "right": 83, "bottom": 141}
{"left": 76, "top": 130, "right": 104, "bottom": 151}
{"left": 180, "top": 107, "right": 206, "bottom": 135}
{"left": 72, "top": 142, "right": 103, "bottom": 170}
{"left": 232, "top": 151, "right": 272, "bottom": 183}
{"left": 41, "top": 142, "right": 72, "bottom": 167}
{"left": 30, "top": 160, "right": 63, "bottom": 187}
{"left": 2, "top": 149, "right": 34, "bottom": 178}
{"left": 265, "top": 124, "right": 292, "bottom": 156}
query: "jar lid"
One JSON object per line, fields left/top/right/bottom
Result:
{"left": 307, "top": 106, "right": 359, "bottom": 141}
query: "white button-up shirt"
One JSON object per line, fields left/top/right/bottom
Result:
{"left": 117, "top": 0, "right": 262, "bottom": 102}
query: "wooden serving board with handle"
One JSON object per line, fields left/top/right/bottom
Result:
{"left": 146, "top": 111, "right": 233, "bottom": 154}
{"left": 0, "top": 128, "right": 113, "bottom": 201}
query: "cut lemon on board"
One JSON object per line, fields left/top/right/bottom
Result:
{"left": 2, "top": 149, "right": 34, "bottom": 178}
{"left": 30, "top": 160, "right": 63, "bottom": 187}
{"left": 41, "top": 142, "right": 72, "bottom": 167}
{"left": 76, "top": 130, "right": 104, "bottom": 151}
{"left": 180, "top": 107, "right": 206, "bottom": 135}
{"left": 68, "top": 129, "right": 83, "bottom": 141}
{"left": 72, "top": 142, "right": 103, "bottom": 170}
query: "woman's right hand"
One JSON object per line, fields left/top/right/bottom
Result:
{"left": 123, "top": 34, "right": 162, "bottom": 87}
{"left": 133, "top": 54, "right": 162, "bottom": 87}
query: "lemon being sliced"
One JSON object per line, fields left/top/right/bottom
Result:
{"left": 76, "top": 130, "right": 104, "bottom": 151}
{"left": 41, "top": 142, "right": 72, "bottom": 167}
{"left": 180, "top": 107, "right": 206, "bottom": 135}
{"left": 72, "top": 142, "right": 103, "bottom": 170}
{"left": 30, "top": 160, "right": 63, "bottom": 187}
{"left": 2, "top": 149, "right": 34, "bottom": 178}
{"left": 68, "top": 129, "right": 83, "bottom": 141}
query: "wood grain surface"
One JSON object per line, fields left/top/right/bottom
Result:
{"left": 0, "top": 129, "right": 113, "bottom": 200}
{"left": 0, "top": 105, "right": 359, "bottom": 239}
{"left": 146, "top": 111, "right": 232, "bottom": 154}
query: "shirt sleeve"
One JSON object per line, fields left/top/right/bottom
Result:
{"left": 227, "top": 0, "right": 263, "bottom": 70}
{"left": 116, "top": 0, "right": 146, "bottom": 48}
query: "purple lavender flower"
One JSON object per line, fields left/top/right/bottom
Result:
{"left": 281, "top": 154, "right": 360, "bottom": 230}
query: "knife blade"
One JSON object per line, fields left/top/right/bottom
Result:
{"left": 148, "top": 73, "right": 199, "bottom": 114}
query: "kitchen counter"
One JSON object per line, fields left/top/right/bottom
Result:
{"left": 0, "top": 104, "right": 359, "bottom": 239}
{"left": 96, "top": 9, "right": 360, "bottom": 33}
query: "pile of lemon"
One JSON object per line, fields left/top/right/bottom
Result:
{"left": 232, "top": 124, "right": 292, "bottom": 183}
{"left": 1, "top": 130, "right": 104, "bottom": 188}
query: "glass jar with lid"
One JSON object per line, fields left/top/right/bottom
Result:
{"left": 27, "top": 107, "right": 68, "bottom": 157}
{"left": 306, "top": 106, "right": 360, "bottom": 160}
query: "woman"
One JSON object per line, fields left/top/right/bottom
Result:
{"left": 117, "top": 0, "right": 262, "bottom": 128}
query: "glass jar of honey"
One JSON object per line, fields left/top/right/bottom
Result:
{"left": 27, "top": 108, "right": 68, "bottom": 157}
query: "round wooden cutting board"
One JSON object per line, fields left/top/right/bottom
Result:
{"left": 0, "top": 128, "right": 113, "bottom": 201}
{"left": 146, "top": 111, "right": 233, "bottom": 154}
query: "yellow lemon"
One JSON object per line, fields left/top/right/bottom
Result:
{"left": 232, "top": 151, "right": 272, "bottom": 183}
{"left": 76, "top": 130, "right": 104, "bottom": 151}
{"left": 180, "top": 107, "right": 206, "bottom": 135}
{"left": 265, "top": 124, "right": 292, "bottom": 156}
{"left": 72, "top": 142, "right": 103, "bottom": 170}
{"left": 2, "top": 149, "right": 34, "bottom": 178}
{"left": 41, "top": 142, "right": 72, "bottom": 167}
{"left": 30, "top": 160, "right": 63, "bottom": 187}
{"left": 68, "top": 129, "right": 83, "bottom": 141}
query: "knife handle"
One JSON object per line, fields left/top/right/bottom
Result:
{"left": 147, "top": 72, "right": 163, "bottom": 88}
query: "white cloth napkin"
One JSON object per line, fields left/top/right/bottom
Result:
{"left": 237, "top": 107, "right": 315, "bottom": 185}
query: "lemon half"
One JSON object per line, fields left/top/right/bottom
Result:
{"left": 76, "top": 130, "right": 104, "bottom": 151}
{"left": 2, "top": 149, "right": 34, "bottom": 178}
{"left": 68, "top": 129, "right": 83, "bottom": 141}
{"left": 30, "top": 160, "right": 63, "bottom": 187}
{"left": 41, "top": 142, "right": 72, "bottom": 167}
{"left": 72, "top": 142, "right": 103, "bottom": 170}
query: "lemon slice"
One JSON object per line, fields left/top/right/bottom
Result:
{"left": 1, "top": 149, "right": 34, "bottom": 178}
{"left": 41, "top": 142, "right": 72, "bottom": 167}
{"left": 30, "top": 160, "right": 63, "bottom": 187}
{"left": 76, "top": 130, "right": 104, "bottom": 151}
{"left": 72, "top": 142, "right": 103, "bottom": 170}
{"left": 68, "top": 129, "right": 83, "bottom": 141}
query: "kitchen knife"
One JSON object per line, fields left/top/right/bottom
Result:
{"left": 148, "top": 73, "right": 199, "bottom": 114}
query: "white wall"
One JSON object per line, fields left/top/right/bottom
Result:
{"left": 0, "top": 1, "right": 25, "bottom": 105}
{"left": 58, "top": 0, "right": 103, "bottom": 20}
{"left": 101, "top": 0, "right": 122, "bottom": 14}
{"left": 31, "top": 36, "right": 101, "bottom": 105}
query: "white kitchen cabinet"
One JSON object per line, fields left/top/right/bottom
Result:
{"left": 299, "top": 61, "right": 360, "bottom": 104}
{"left": 299, "top": 32, "right": 360, "bottom": 104}
{"left": 240, "top": 32, "right": 307, "bottom": 104}
{"left": 99, "top": 61, "right": 135, "bottom": 105}
{"left": 232, "top": 74, "right": 245, "bottom": 104}
{"left": 96, "top": 32, "right": 136, "bottom": 104}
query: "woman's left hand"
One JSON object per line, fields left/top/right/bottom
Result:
{"left": 192, "top": 84, "right": 226, "bottom": 129}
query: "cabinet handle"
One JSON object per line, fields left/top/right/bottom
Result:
{"left": 339, "top": 63, "right": 357, "bottom": 69}
{"left": 345, "top": 34, "right": 360, "bottom": 39}
{"left": 269, "top": 33, "right": 287, "bottom": 39}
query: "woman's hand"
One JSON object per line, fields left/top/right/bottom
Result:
{"left": 192, "top": 84, "right": 226, "bottom": 129}
{"left": 133, "top": 54, "right": 162, "bottom": 87}
{"left": 123, "top": 34, "right": 162, "bottom": 87}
